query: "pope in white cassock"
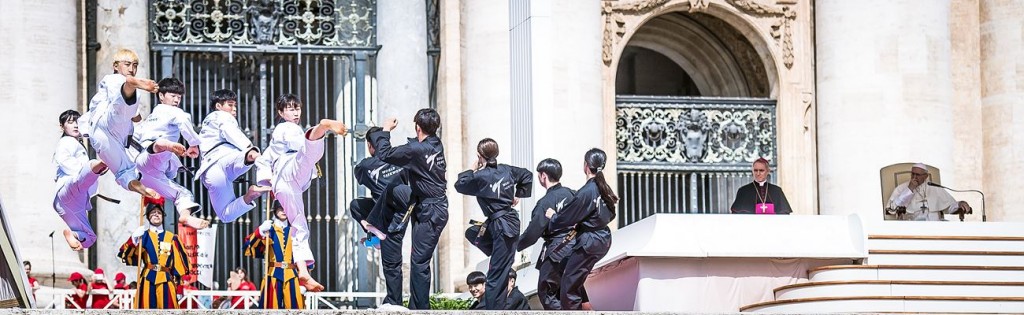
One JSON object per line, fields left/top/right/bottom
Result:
{"left": 887, "top": 163, "right": 972, "bottom": 221}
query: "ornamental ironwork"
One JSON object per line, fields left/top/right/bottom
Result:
{"left": 150, "top": 0, "right": 377, "bottom": 47}
{"left": 616, "top": 96, "right": 776, "bottom": 170}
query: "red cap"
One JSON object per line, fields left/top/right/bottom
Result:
{"left": 68, "top": 272, "right": 84, "bottom": 281}
{"left": 143, "top": 194, "right": 166, "bottom": 206}
{"left": 114, "top": 272, "right": 126, "bottom": 282}
{"left": 93, "top": 268, "right": 104, "bottom": 275}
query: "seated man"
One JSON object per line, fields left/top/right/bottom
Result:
{"left": 730, "top": 158, "right": 792, "bottom": 214}
{"left": 886, "top": 163, "right": 971, "bottom": 221}
{"left": 467, "top": 271, "right": 486, "bottom": 310}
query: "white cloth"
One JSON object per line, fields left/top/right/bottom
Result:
{"left": 196, "top": 111, "right": 255, "bottom": 177}
{"left": 258, "top": 123, "right": 325, "bottom": 264}
{"left": 137, "top": 150, "right": 198, "bottom": 212}
{"left": 135, "top": 104, "right": 200, "bottom": 147}
{"left": 53, "top": 137, "right": 101, "bottom": 248}
{"left": 887, "top": 181, "right": 959, "bottom": 221}
{"left": 82, "top": 74, "right": 140, "bottom": 189}
{"left": 54, "top": 136, "right": 88, "bottom": 181}
{"left": 196, "top": 111, "right": 258, "bottom": 222}
{"left": 201, "top": 149, "right": 255, "bottom": 222}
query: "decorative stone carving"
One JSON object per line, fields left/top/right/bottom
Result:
{"left": 602, "top": 0, "right": 797, "bottom": 69}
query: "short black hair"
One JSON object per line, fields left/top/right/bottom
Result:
{"left": 508, "top": 269, "right": 517, "bottom": 280}
{"left": 22, "top": 261, "right": 30, "bottom": 268}
{"left": 210, "top": 89, "right": 237, "bottom": 109}
{"left": 275, "top": 94, "right": 302, "bottom": 112}
{"left": 466, "top": 271, "right": 485, "bottom": 285}
{"left": 365, "top": 126, "right": 383, "bottom": 151}
{"left": 58, "top": 109, "right": 81, "bottom": 125}
{"left": 536, "top": 158, "right": 562, "bottom": 182}
{"left": 158, "top": 77, "right": 185, "bottom": 95}
{"left": 413, "top": 108, "right": 441, "bottom": 136}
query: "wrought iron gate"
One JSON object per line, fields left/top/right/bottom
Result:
{"left": 616, "top": 96, "right": 778, "bottom": 227}
{"left": 147, "top": 0, "right": 380, "bottom": 299}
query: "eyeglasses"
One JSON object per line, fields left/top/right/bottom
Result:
{"left": 117, "top": 60, "right": 139, "bottom": 67}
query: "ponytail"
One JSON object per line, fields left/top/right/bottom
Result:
{"left": 585, "top": 148, "right": 618, "bottom": 214}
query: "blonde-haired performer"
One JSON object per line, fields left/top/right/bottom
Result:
{"left": 79, "top": 48, "right": 166, "bottom": 198}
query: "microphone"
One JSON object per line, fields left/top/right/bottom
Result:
{"left": 927, "top": 182, "right": 986, "bottom": 222}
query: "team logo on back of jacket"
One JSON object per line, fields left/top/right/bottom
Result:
{"left": 489, "top": 178, "right": 505, "bottom": 197}
{"left": 370, "top": 165, "right": 387, "bottom": 183}
{"left": 425, "top": 151, "right": 442, "bottom": 171}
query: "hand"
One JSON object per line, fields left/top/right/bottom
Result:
{"left": 258, "top": 220, "right": 273, "bottom": 235}
{"left": 476, "top": 155, "right": 487, "bottom": 170}
{"left": 908, "top": 178, "right": 920, "bottom": 190}
{"left": 957, "top": 201, "right": 973, "bottom": 214}
{"left": 545, "top": 208, "right": 555, "bottom": 219}
{"left": 512, "top": 197, "right": 520, "bottom": 207}
{"left": 184, "top": 146, "right": 199, "bottom": 159}
{"left": 383, "top": 118, "right": 398, "bottom": 131}
{"left": 131, "top": 113, "right": 143, "bottom": 123}
{"left": 132, "top": 226, "right": 148, "bottom": 242}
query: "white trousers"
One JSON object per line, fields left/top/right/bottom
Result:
{"left": 272, "top": 136, "right": 325, "bottom": 265}
{"left": 53, "top": 166, "right": 100, "bottom": 248}
{"left": 137, "top": 150, "right": 198, "bottom": 213}
{"left": 201, "top": 149, "right": 256, "bottom": 222}
{"left": 88, "top": 129, "right": 137, "bottom": 190}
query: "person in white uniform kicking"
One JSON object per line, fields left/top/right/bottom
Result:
{"left": 133, "top": 77, "right": 209, "bottom": 229}
{"left": 196, "top": 89, "right": 270, "bottom": 223}
{"left": 78, "top": 48, "right": 166, "bottom": 199}
{"left": 53, "top": 110, "right": 114, "bottom": 250}
{"left": 255, "top": 93, "right": 348, "bottom": 292}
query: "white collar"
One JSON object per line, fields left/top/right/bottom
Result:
{"left": 273, "top": 218, "right": 289, "bottom": 229}
{"left": 755, "top": 180, "right": 767, "bottom": 186}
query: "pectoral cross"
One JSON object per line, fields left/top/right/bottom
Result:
{"left": 760, "top": 204, "right": 768, "bottom": 212}
{"left": 919, "top": 199, "right": 929, "bottom": 212}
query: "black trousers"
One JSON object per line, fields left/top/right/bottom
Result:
{"left": 465, "top": 214, "right": 519, "bottom": 310}
{"left": 561, "top": 230, "right": 611, "bottom": 310}
{"left": 378, "top": 185, "right": 411, "bottom": 306}
{"left": 348, "top": 197, "right": 376, "bottom": 233}
{"left": 536, "top": 256, "right": 566, "bottom": 310}
{"left": 408, "top": 196, "right": 448, "bottom": 310}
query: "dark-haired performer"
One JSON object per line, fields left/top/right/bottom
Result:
{"left": 118, "top": 197, "right": 190, "bottom": 309}
{"left": 53, "top": 110, "right": 109, "bottom": 250}
{"left": 517, "top": 158, "right": 575, "bottom": 310}
{"left": 197, "top": 89, "right": 270, "bottom": 222}
{"left": 134, "top": 77, "right": 209, "bottom": 229}
{"left": 456, "top": 138, "right": 532, "bottom": 310}
{"left": 366, "top": 109, "right": 448, "bottom": 310}
{"left": 350, "top": 126, "right": 413, "bottom": 307}
{"left": 254, "top": 94, "right": 348, "bottom": 292}
{"left": 729, "top": 157, "right": 792, "bottom": 214}
{"left": 547, "top": 148, "right": 618, "bottom": 310}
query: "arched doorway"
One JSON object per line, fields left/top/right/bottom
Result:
{"left": 614, "top": 11, "right": 778, "bottom": 226}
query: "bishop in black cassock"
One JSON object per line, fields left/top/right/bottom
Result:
{"left": 730, "top": 181, "right": 793, "bottom": 214}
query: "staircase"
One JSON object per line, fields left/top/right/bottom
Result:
{"left": 741, "top": 221, "right": 1024, "bottom": 313}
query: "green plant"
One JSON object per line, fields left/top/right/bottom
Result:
{"left": 403, "top": 295, "right": 475, "bottom": 310}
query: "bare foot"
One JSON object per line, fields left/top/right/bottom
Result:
{"left": 361, "top": 221, "right": 387, "bottom": 240}
{"left": 129, "top": 181, "right": 160, "bottom": 199}
{"left": 90, "top": 160, "right": 108, "bottom": 175}
{"left": 178, "top": 213, "right": 210, "bottom": 230}
{"left": 152, "top": 139, "right": 186, "bottom": 156}
{"left": 243, "top": 185, "right": 272, "bottom": 204}
{"left": 63, "top": 229, "right": 83, "bottom": 251}
{"left": 321, "top": 119, "right": 348, "bottom": 136}
{"left": 298, "top": 275, "right": 325, "bottom": 292}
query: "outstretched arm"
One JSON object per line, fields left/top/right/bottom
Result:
{"left": 367, "top": 129, "right": 417, "bottom": 166}
{"left": 511, "top": 166, "right": 533, "bottom": 198}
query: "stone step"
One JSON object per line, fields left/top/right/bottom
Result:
{"left": 775, "top": 280, "right": 1024, "bottom": 300}
{"left": 809, "top": 265, "right": 1024, "bottom": 282}
{"left": 867, "top": 235, "right": 1024, "bottom": 252}
{"left": 866, "top": 249, "right": 1024, "bottom": 267}
{"left": 741, "top": 296, "right": 1024, "bottom": 313}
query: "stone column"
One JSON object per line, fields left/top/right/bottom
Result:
{"left": 816, "top": 0, "right": 954, "bottom": 219}
{"left": 979, "top": 0, "right": 1024, "bottom": 222}
{"left": 0, "top": 0, "right": 91, "bottom": 293}
{"left": 436, "top": 0, "right": 466, "bottom": 293}
{"left": 377, "top": 0, "right": 429, "bottom": 143}
{"left": 92, "top": 0, "right": 151, "bottom": 281}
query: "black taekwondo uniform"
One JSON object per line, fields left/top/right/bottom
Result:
{"left": 548, "top": 178, "right": 615, "bottom": 310}
{"left": 455, "top": 164, "right": 532, "bottom": 310}
{"left": 367, "top": 131, "right": 448, "bottom": 310}
{"left": 517, "top": 183, "right": 575, "bottom": 310}
{"left": 350, "top": 155, "right": 412, "bottom": 305}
